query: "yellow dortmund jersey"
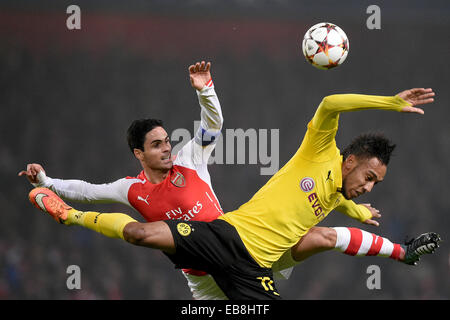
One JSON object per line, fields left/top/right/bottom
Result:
{"left": 220, "top": 94, "right": 410, "bottom": 268}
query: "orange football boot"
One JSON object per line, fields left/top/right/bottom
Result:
{"left": 28, "top": 188, "right": 72, "bottom": 223}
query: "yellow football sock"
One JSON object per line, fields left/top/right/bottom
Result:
{"left": 66, "top": 209, "right": 137, "bottom": 240}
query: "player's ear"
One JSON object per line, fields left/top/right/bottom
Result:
{"left": 133, "top": 148, "right": 144, "bottom": 161}
{"left": 344, "top": 154, "right": 358, "bottom": 170}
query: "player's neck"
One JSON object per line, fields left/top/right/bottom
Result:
{"left": 143, "top": 167, "right": 170, "bottom": 184}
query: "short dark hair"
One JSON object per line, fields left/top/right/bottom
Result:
{"left": 127, "top": 119, "right": 164, "bottom": 153}
{"left": 341, "top": 132, "right": 396, "bottom": 165}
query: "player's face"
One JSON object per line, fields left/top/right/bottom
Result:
{"left": 341, "top": 155, "right": 386, "bottom": 200}
{"left": 140, "top": 126, "right": 173, "bottom": 171}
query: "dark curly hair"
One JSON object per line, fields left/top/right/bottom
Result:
{"left": 127, "top": 119, "right": 164, "bottom": 153}
{"left": 341, "top": 132, "right": 396, "bottom": 165}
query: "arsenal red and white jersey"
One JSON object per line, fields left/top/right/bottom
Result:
{"left": 124, "top": 139, "right": 224, "bottom": 223}
{"left": 128, "top": 168, "right": 222, "bottom": 223}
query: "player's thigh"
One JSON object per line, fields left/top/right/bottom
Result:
{"left": 124, "top": 221, "right": 175, "bottom": 254}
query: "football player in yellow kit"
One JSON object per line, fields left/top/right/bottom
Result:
{"left": 27, "top": 87, "right": 441, "bottom": 299}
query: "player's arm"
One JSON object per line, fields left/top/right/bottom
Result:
{"left": 18, "top": 163, "right": 133, "bottom": 206}
{"left": 334, "top": 199, "right": 381, "bottom": 226}
{"left": 189, "top": 61, "right": 223, "bottom": 148}
{"left": 311, "top": 88, "right": 435, "bottom": 131}
{"left": 175, "top": 61, "right": 224, "bottom": 169}
{"left": 297, "top": 89, "right": 434, "bottom": 160}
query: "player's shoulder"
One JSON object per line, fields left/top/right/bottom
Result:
{"left": 295, "top": 124, "right": 340, "bottom": 162}
{"left": 125, "top": 171, "right": 147, "bottom": 182}
{"left": 118, "top": 174, "right": 146, "bottom": 195}
{"left": 172, "top": 163, "right": 199, "bottom": 180}
{"left": 176, "top": 139, "right": 216, "bottom": 170}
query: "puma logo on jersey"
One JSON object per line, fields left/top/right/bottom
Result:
{"left": 137, "top": 195, "right": 150, "bottom": 205}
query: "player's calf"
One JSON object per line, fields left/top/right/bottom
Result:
{"left": 333, "top": 227, "right": 404, "bottom": 260}
{"left": 333, "top": 227, "right": 442, "bottom": 265}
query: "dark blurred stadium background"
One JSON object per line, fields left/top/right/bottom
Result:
{"left": 0, "top": 0, "right": 449, "bottom": 299}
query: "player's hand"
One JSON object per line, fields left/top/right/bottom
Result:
{"left": 397, "top": 88, "right": 435, "bottom": 114}
{"left": 18, "top": 163, "right": 46, "bottom": 184}
{"left": 360, "top": 203, "right": 381, "bottom": 227}
{"left": 189, "top": 61, "right": 212, "bottom": 91}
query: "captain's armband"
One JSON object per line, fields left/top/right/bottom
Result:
{"left": 195, "top": 127, "right": 221, "bottom": 147}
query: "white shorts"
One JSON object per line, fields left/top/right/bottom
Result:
{"left": 182, "top": 271, "right": 228, "bottom": 300}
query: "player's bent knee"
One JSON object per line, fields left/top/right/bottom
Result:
{"left": 123, "top": 222, "right": 146, "bottom": 245}
{"left": 123, "top": 221, "right": 175, "bottom": 253}
{"left": 316, "top": 227, "right": 337, "bottom": 248}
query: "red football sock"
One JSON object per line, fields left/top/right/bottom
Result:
{"left": 333, "top": 227, "right": 404, "bottom": 260}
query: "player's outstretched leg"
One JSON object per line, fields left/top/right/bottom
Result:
{"left": 28, "top": 188, "right": 176, "bottom": 254}
{"left": 290, "top": 227, "right": 441, "bottom": 266}
{"left": 29, "top": 187, "right": 137, "bottom": 239}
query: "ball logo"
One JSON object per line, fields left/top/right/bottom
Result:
{"left": 300, "top": 177, "right": 315, "bottom": 192}
{"left": 177, "top": 223, "right": 192, "bottom": 237}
